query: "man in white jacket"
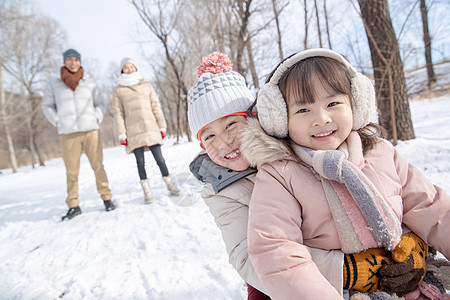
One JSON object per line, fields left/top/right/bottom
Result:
{"left": 42, "top": 49, "right": 115, "bottom": 221}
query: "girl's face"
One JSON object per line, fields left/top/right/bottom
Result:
{"left": 287, "top": 78, "right": 353, "bottom": 151}
{"left": 122, "top": 63, "right": 136, "bottom": 74}
{"left": 200, "top": 115, "right": 250, "bottom": 171}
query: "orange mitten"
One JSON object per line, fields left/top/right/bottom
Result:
{"left": 379, "top": 232, "right": 428, "bottom": 294}
{"left": 343, "top": 248, "right": 392, "bottom": 293}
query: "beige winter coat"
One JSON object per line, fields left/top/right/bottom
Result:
{"left": 241, "top": 118, "right": 450, "bottom": 300}
{"left": 201, "top": 173, "right": 345, "bottom": 296}
{"left": 112, "top": 80, "right": 167, "bottom": 154}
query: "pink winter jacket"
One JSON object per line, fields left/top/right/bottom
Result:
{"left": 201, "top": 173, "right": 345, "bottom": 296}
{"left": 241, "top": 118, "right": 450, "bottom": 300}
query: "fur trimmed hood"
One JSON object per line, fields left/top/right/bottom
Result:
{"left": 241, "top": 117, "right": 294, "bottom": 168}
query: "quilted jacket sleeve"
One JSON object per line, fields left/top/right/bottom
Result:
{"left": 248, "top": 163, "right": 344, "bottom": 299}
{"left": 391, "top": 142, "right": 450, "bottom": 259}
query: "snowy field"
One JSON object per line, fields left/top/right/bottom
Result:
{"left": 1, "top": 94, "right": 449, "bottom": 299}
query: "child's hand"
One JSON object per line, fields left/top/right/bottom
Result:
{"left": 379, "top": 232, "right": 428, "bottom": 294}
{"left": 343, "top": 248, "right": 392, "bottom": 294}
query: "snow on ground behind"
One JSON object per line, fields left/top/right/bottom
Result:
{"left": 0, "top": 141, "right": 246, "bottom": 299}
{"left": 0, "top": 94, "right": 449, "bottom": 299}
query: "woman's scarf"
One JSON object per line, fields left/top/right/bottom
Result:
{"left": 291, "top": 131, "right": 402, "bottom": 253}
{"left": 118, "top": 72, "right": 143, "bottom": 87}
{"left": 61, "top": 66, "right": 84, "bottom": 91}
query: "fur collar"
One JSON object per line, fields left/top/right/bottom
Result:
{"left": 241, "top": 118, "right": 294, "bottom": 168}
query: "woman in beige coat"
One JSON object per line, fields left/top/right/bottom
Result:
{"left": 112, "top": 58, "right": 180, "bottom": 203}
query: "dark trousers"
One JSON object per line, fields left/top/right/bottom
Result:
{"left": 133, "top": 145, "right": 169, "bottom": 180}
{"left": 247, "top": 284, "right": 271, "bottom": 300}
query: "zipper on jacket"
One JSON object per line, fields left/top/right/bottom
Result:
{"left": 73, "top": 90, "right": 80, "bottom": 132}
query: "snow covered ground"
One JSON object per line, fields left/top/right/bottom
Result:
{"left": 1, "top": 94, "right": 449, "bottom": 299}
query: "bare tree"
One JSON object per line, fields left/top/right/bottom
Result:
{"left": 0, "top": 6, "right": 66, "bottom": 166}
{"left": 130, "top": 0, "right": 192, "bottom": 141}
{"left": 0, "top": 2, "right": 19, "bottom": 172}
{"left": 271, "top": 0, "right": 285, "bottom": 60}
{"left": 420, "top": 0, "right": 435, "bottom": 88}
{"left": 303, "top": 0, "right": 309, "bottom": 49}
{"left": 230, "top": 0, "right": 253, "bottom": 75}
{"left": 245, "top": 39, "right": 259, "bottom": 90}
{"left": 314, "top": 0, "right": 323, "bottom": 47}
{"left": 357, "top": 0, "right": 415, "bottom": 143}
{"left": 323, "top": 0, "right": 332, "bottom": 49}
{"left": 229, "top": 0, "right": 279, "bottom": 88}
{"left": 0, "top": 64, "right": 18, "bottom": 172}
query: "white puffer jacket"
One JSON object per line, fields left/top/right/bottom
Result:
{"left": 42, "top": 74, "right": 104, "bottom": 135}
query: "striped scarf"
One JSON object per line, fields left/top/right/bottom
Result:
{"left": 291, "top": 132, "right": 402, "bottom": 253}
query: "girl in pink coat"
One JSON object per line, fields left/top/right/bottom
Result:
{"left": 242, "top": 49, "right": 450, "bottom": 299}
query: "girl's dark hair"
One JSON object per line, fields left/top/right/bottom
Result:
{"left": 256, "top": 54, "right": 386, "bottom": 154}
{"left": 359, "top": 123, "right": 387, "bottom": 154}
{"left": 279, "top": 56, "right": 351, "bottom": 106}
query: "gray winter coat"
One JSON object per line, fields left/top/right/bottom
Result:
{"left": 41, "top": 74, "right": 104, "bottom": 135}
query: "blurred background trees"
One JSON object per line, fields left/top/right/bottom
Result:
{"left": 1, "top": 0, "right": 449, "bottom": 171}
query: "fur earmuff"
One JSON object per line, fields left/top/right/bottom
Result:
{"left": 256, "top": 48, "right": 378, "bottom": 137}
{"left": 256, "top": 82, "right": 289, "bottom": 138}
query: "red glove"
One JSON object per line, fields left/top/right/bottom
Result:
{"left": 120, "top": 139, "right": 127, "bottom": 146}
{"left": 161, "top": 131, "right": 166, "bottom": 139}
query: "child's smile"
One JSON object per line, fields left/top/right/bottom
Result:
{"left": 311, "top": 130, "right": 336, "bottom": 139}
{"left": 225, "top": 149, "right": 242, "bottom": 159}
{"left": 201, "top": 115, "right": 250, "bottom": 171}
{"left": 287, "top": 79, "right": 353, "bottom": 151}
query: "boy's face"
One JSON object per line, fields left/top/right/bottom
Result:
{"left": 200, "top": 115, "right": 250, "bottom": 172}
{"left": 64, "top": 57, "right": 81, "bottom": 73}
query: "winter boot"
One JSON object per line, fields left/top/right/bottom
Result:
{"left": 62, "top": 206, "right": 82, "bottom": 221}
{"left": 140, "top": 179, "right": 153, "bottom": 204}
{"left": 104, "top": 200, "right": 116, "bottom": 211}
{"left": 163, "top": 175, "right": 181, "bottom": 196}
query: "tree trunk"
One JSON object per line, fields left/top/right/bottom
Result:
{"left": 246, "top": 38, "right": 259, "bottom": 90}
{"left": 420, "top": 0, "right": 435, "bottom": 88}
{"left": 358, "top": 0, "right": 415, "bottom": 142}
{"left": 0, "top": 66, "right": 18, "bottom": 173}
{"left": 314, "top": 0, "right": 323, "bottom": 47}
{"left": 234, "top": 0, "right": 252, "bottom": 75}
{"left": 323, "top": 0, "right": 332, "bottom": 49}
{"left": 303, "top": 0, "right": 309, "bottom": 49}
{"left": 271, "top": 0, "right": 284, "bottom": 60}
{"left": 176, "top": 85, "right": 181, "bottom": 142}
{"left": 30, "top": 96, "right": 45, "bottom": 166}
{"left": 25, "top": 103, "right": 37, "bottom": 168}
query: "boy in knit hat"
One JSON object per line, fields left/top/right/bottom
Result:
{"left": 188, "top": 52, "right": 348, "bottom": 299}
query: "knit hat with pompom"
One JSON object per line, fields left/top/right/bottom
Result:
{"left": 187, "top": 52, "right": 254, "bottom": 140}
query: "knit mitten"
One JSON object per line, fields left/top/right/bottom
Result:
{"left": 391, "top": 232, "right": 428, "bottom": 265}
{"left": 344, "top": 248, "right": 393, "bottom": 293}
{"left": 379, "top": 232, "right": 428, "bottom": 294}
